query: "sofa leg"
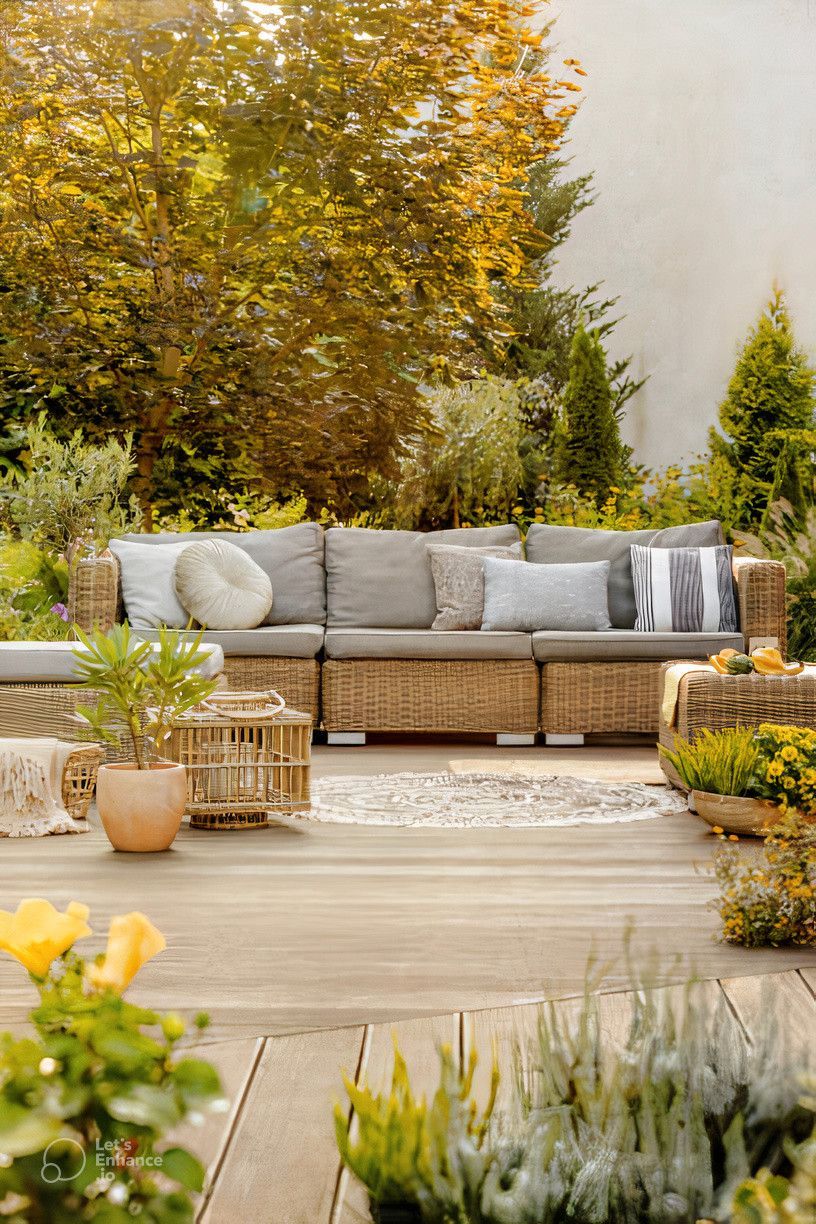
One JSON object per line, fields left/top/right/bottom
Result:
{"left": 326, "top": 731, "right": 366, "bottom": 746}
{"left": 496, "top": 733, "right": 536, "bottom": 747}
{"left": 544, "top": 733, "right": 585, "bottom": 747}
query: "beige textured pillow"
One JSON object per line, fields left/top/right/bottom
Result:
{"left": 175, "top": 540, "right": 273, "bottom": 630}
{"left": 427, "top": 543, "right": 522, "bottom": 630}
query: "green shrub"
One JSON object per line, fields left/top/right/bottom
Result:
{"left": 391, "top": 378, "right": 526, "bottom": 530}
{"left": 659, "top": 727, "right": 760, "bottom": 796}
{"left": 738, "top": 502, "right": 816, "bottom": 661}
{"left": 552, "top": 324, "right": 623, "bottom": 504}
{"left": 0, "top": 538, "right": 70, "bottom": 642}
{"left": 731, "top": 1084, "right": 816, "bottom": 1221}
{"left": 0, "top": 418, "right": 141, "bottom": 566}
{"left": 710, "top": 290, "right": 816, "bottom": 528}
{"left": 336, "top": 977, "right": 814, "bottom": 1222}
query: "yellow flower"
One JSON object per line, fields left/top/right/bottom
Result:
{"left": 780, "top": 745, "right": 799, "bottom": 762}
{"left": 86, "top": 912, "right": 166, "bottom": 994}
{"left": 767, "top": 761, "right": 784, "bottom": 779}
{"left": 0, "top": 899, "right": 91, "bottom": 978}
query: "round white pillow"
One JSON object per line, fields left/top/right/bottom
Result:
{"left": 174, "top": 539, "right": 273, "bottom": 630}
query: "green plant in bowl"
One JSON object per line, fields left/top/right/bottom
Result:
{"left": 660, "top": 726, "right": 760, "bottom": 796}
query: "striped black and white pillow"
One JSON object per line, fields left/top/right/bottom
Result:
{"left": 631, "top": 544, "right": 738, "bottom": 633}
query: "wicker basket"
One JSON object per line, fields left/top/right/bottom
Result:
{"left": 62, "top": 744, "right": 104, "bottom": 821}
{"left": 169, "top": 692, "right": 312, "bottom": 830}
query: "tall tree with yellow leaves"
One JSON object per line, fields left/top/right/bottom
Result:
{"left": 0, "top": 0, "right": 583, "bottom": 521}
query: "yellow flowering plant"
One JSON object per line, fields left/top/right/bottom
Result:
{"left": 713, "top": 811, "right": 816, "bottom": 947}
{"left": 751, "top": 724, "right": 816, "bottom": 816}
{"left": 0, "top": 899, "right": 223, "bottom": 1221}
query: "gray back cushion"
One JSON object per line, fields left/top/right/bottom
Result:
{"left": 121, "top": 523, "right": 326, "bottom": 625}
{"left": 524, "top": 520, "right": 723, "bottom": 629}
{"left": 325, "top": 525, "right": 522, "bottom": 628}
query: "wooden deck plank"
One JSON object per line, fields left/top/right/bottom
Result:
{"left": 163, "top": 1037, "right": 262, "bottom": 1210}
{"left": 799, "top": 967, "right": 816, "bottom": 999}
{"left": 333, "top": 1012, "right": 460, "bottom": 1224}
{"left": 182, "top": 1038, "right": 261, "bottom": 1185}
{"left": 199, "top": 1025, "right": 365, "bottom": 1224}
{"left": 720, "top": 969, "right": 816, "bottom": 1044}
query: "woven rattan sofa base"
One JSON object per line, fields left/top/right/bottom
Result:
{"left": 322, "top": 659, "right": 539, "bottom": 734}
{"left": 540, "top": 662, "right": 666, "bottom": 735}
{"left": 0, "top": 684, "right": 90, "bottom": 739}
{"left": 658, "top": 668, "right": 816, "bottom": 788}
{"left": 220, "top": 657, "right": 319, "bottom": 723}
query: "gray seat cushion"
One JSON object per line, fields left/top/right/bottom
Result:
{"left": 135, "top": 625, "right": 324, "bottom": 658}
{"left": 0, "top": 640, "right": 225, "bottom": 682}
{"left": 120, "top": 523, "right": 326, "bottom": 626}
{"left": 532, "top": 630, "right": 744, "bottom": 663}
{"left": 325, "top": 525, "right": 522, "bottom": 629}
{"left": 525, "top": 521, "right": 723, "bottom": 629}
{"left": 325, "top": 628, "right": 532, "bottom": 660}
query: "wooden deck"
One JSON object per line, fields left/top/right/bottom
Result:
{"left": 2, "top": 741, "right": 815, "bottom": 1219}
{"left": 188, "top": 969, "right": 816, "bottom": 1223}
{"left": 2, "top": 743, "right": 815, "bottom": 1041}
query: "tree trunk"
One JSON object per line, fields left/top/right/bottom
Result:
{"left": 451, "top": 486, "right": 460, "bottom": 529}
{"left": 130, "top": 107, "right": 180, "bottom": 528}
{"left": 134, "top": 389, "right": 177, "bottom": 529}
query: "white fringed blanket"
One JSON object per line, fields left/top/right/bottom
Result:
{"left": 0, "top": 738, "right": 89, "bottom": 837}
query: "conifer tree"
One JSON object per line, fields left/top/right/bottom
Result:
{"left": 553, "top": 324, "right": 622, "bottom": 502}
{"left": 710, "top": 289, "right": 816, "bottom": 525}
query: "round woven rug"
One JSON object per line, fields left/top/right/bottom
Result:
{"left": 306, "top": 772, "right": 686, "bottom": 829}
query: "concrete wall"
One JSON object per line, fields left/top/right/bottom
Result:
{"left": 544, "top": 0, "right": 816, "bottom": 471}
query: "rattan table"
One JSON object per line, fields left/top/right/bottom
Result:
{"left": 169, "top": 692, "right": 312, "bottom": 830}
{"left": 659, "top": 664, "right": 816, "bottom": 787}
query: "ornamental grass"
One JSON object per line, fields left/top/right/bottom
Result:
{"left": 336, "top": 977, "right": 815, "bottom": 1224}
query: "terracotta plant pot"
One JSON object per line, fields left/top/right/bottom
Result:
{"left": 96, "top": 762, "right": 187, "bottom": 852}
{"left": 691, "top": 790, "right": 781, "bottom": 838}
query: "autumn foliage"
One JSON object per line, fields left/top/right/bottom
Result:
{"left": 0, "top": 0, "right": 583, "bottom": 521}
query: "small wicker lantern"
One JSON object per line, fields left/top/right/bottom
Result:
{"left": 169, "top": 692, "right": 312, "bottom": 830}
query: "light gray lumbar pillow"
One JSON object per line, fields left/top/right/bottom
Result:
{"left": 481, "top": 558, "right": 612, "bottom": 632}
{"left": 427, "top": 542, "right": 522, "bottom": 630}
{"left": 109, "top": 538, "right": 191, "bottom": 629}
{"left": 175, "top": 539, "right": 274, "bottom": 630}
{"left": 631, "top": 543, "right": 737, "bottom": 632}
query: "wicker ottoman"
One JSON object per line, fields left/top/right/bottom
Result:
{"left": 659, "top": 664, "right": 816, "bottom": 788}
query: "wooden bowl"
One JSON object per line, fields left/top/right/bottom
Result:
{"left": 691, "top": 791, "right": 781, "bottom": 837}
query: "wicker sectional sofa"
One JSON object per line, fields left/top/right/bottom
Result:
{"left": 67, "top": 521, "right": 788, "bottom": 744}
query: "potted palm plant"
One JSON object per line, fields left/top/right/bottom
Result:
{"left": 72, "top": 624, "right": 217, "bottom": 851}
